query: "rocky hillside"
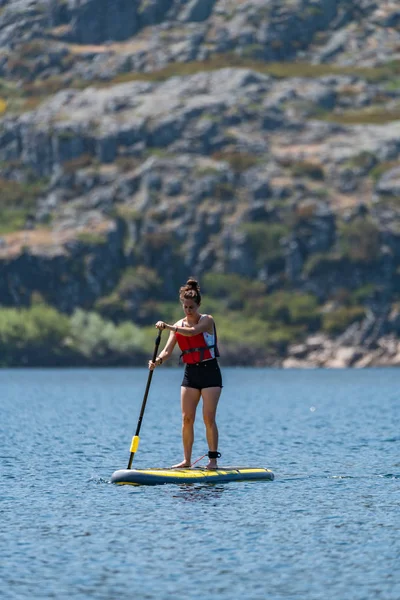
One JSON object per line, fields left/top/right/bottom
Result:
{"left": 1, "top": 0, "right": 400, "bottom": 366}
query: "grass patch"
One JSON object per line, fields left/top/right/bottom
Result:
{"left": 0, "top": 75, "right": 86, "bottom": 114}
{"left": 370, "top": 161, "right": 399, "bottom": 182}
{"left": 345, "top": 151, "right": 377, "bottom": 171}
{"left": 107, "top": 55, "right": 400, "bottom": 86}
{"left": 114, "top": 205, "right": 142, "bottom": 222}
{"left": 2, "top": 54, "right": 400, "bottom": 115}
{"left": 211, "top": 150, "right": 260, "bottom": 173}
{"left": 0, "top": 177, "right": 49, "bottom": 233}
{"left": 17, "top": 41, "right": 47, "bottom": 60}
{"left": 317, "top": 106, "right": 400, "bottom": 125}
{"left": 76, "top": 231, "right": 108, "bottom": 246}
{"left": 0, "top": 78, "right": 27, "bottom": 113}
{"left": 0, "top": 209, "right": 31, "bottom": 234}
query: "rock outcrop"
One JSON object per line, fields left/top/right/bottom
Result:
{"left": 1, "top": 0, "right": 400, "bottom": 365}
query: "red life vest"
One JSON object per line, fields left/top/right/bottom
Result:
{"left": 175, "top": 319, "right": 219, "bottom": 364}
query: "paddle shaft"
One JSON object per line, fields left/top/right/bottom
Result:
{"left": 127, "top": 330, "right": 162, "bottom": 469}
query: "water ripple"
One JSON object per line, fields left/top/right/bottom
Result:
{"left": 1, "top": 367, "right": 400, "bottom": 600}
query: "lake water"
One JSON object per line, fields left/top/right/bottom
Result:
{"left": 1, "top": 367, "right": 399, "bottom": 600}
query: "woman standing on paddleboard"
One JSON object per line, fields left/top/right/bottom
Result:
{"left": 148, "top": 277, "right": 222, "bottom": 469}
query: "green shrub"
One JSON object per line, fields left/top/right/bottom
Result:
{"left": 287, "top": 293, "right": 320, "bottom": 326}
{"left": 0, "top": 304, "right": 155, "bottom": 365}
{"left": 0, "top": 176, "right": 49, "bottom": 231}
{"left": 338, "top": 217, "right": 380, "bottom": 263}
{"left": 351, "top": 284, "right": 377, "bottom": 304}
{"left": 69, "top": 310, "right": 146, "bottom": 359}
{"left": 245, "top": 290, "right": 320, "bottom": 329}
{"left": 94, "top": 293, "right": 128, "bottom": 322}
{"left": 322, "top": 306, "right": 366, "bottom": 334}
{"left": 331, "top": 284, "right": 377, "bottom": 307}
{"left": 0, "top": 305, "right": 69, "bottom": 364}
{"left": 26, "top": 304, "right": 70, "bottom": 346}
{"left": 203, "top": 272, "right": 265, "bottom": 309}
{"left": 216, "top": 312, "right": 273, "bottom": 347}
{"left": 95, "top": 267, "right": 162, "bottom": 322}
{"left": 266, "top": 326, "right": 302, "bottom": 350}
{"left": 198, "top": 296, "right": 226, "bottom": 315}
{"left": 141, "top": 231, "right": 178, "bottom": 252}
{"left": 240, "top": 222, "right": 289, "bottom": 268}
{"left": 216, "top": 311, "right": 302, "bottom": 355}
{"left": 0, "top": 177, "right": 48, "bottom": 208}
{"left": 151, "top": 301, "right": 183, "bottom": 324}
{"left": 345, "top": 151, "right": 377, "bottom": 171}
{"left": 291, "top": 161, "right": 325, "bottom": 180}
{"left": 117, "top": 266, "right": 161, "bottom": 298}
{"left": 304, "top": 252, "right": 342, "bottom": 276}
{"left": 214, "top": 181, "right": 235, "bottom": 201}
{"left": 107, "top": 321, "right": 146, "bottom": 355}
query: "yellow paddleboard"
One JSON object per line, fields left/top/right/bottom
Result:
{"left": 111, "top": 466, "right": 274, "bottom": 486}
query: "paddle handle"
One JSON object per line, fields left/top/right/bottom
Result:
{"left": 127, "top": 330, "right": 162, "bottom": 469}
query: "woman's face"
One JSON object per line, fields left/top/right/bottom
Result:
{"left": 181, "top": 299, "right": 199, "bottom": 317}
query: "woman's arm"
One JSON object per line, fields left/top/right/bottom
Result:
{"left": 148, "top": 330, "right": 177, "bottom": 370}
{"left": 155, "top": 315, "right": 214, "bottom": 337}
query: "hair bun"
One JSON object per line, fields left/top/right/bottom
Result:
{"left": 186, "top": 278, "right": 199, "bottom": 290}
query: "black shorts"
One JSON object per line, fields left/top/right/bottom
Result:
{"left": 181, "top": 358, "right": 223, "bottom": 391}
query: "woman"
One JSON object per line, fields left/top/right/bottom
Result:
{"left": 148, "top": 278, "right": 222, "bottom": 469}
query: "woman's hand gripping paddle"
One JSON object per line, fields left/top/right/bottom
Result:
{"left": 127, "top": 330, "right": 162, "bottom": 469}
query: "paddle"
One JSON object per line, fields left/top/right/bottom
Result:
{"left": 127, "top": 330, "right": 162, "bottom": 469}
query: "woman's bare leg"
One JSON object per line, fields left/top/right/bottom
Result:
{"left": 172, "top": 386, "right": 201, "bottom": 468}
{"left": 201, "top": 387, "right": 221, "bottom": 469}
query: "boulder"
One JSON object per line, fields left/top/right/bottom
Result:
{"left": 69, "top": 0, "right": 140, "bottom": 44}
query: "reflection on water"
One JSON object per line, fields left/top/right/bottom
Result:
{"left": 172, "top": 484, "right": 227, "bottom": 502}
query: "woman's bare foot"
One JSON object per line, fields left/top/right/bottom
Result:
{"left": 205, "top": 459, "right": 218, "bottom": 470}
{"left": 171, "top": 460, "right": 191, "bottom": 469}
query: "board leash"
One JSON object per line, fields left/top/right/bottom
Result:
{"left": 190, "top": 453, "right": 207, "bottom": 467}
